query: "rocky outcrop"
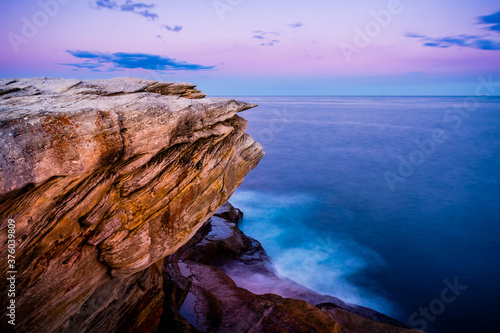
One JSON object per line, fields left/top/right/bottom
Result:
{"left": 145, "top": 82, "right": 207, "bottom": 99}
{"left": 0, "top": 78, "right": 263, "bottom": 332}
{"left": 162, "top": 202, "right": 424, "bottom": 333}
{"left": 0, "top": 77, "right": 423, "bottom": 333}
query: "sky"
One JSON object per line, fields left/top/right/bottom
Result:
{"left": 1, "top": 0, "right": 500, "bottom": 95}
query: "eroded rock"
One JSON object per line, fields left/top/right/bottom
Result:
{"left": 0, "top": 78, "right": 263, "bottom": 332}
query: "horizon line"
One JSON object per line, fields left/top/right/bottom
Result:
{"left": 209, "top": 95, "right": 500, "bottom": 98}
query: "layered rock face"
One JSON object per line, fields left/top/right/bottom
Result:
{"left": 0, "top": 78, "right": 263, "bottom": 332}
{"left": 161, "top": 203, "right": 424, "bottom": 333}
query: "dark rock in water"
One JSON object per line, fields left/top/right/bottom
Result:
{"left": 160, "top": 203, "right": 424, "bottom": 333}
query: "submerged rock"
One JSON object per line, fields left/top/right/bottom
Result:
{"left": 161, "top": 203, "right": 424, "bottom": 333}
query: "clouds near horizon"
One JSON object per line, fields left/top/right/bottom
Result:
{"left": 62, "top": 50, "right": 215, "bottom": 71}
{"left": 406, "top": 10, "right": 500, "bottom": 51}
{"left": 478, "top": 11, "right": 500, "bottom": 32}
{"left": 406, "top": 33, "right": 500, "bottom": 50}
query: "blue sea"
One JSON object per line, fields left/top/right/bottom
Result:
{"left": 228, "top": 96, "right": 500, "bottom": 333}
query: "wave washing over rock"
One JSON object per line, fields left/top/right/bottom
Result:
{"left": 161, "top": 202, "right": 423, "bottom": 333}
{"left": 0, "top": 78, "right": 422, "bottom": 332}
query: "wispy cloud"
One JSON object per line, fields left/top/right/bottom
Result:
{"left": 120, "top": 0, "right": 157, "bottom": 20}
{"left": 163, "top": 25, "right": 183, "bottom": 32}
{"left": 405, "top": 32, "right": 426, "bottom": 38}
{"left": 289, "top": 22, "right": 303, "bottom": 28}
{"left": 94, "top": 0, "right": 117, "bottom": 9}
{"left": 61, "top": 62, "right": 103, "bottom": 71}
{"left": 478, "top": 11, "right": 500, "bottom": 32}
{"left": 406, "top": 33, "right": 500, "bottom": 50}
{"left": 120, "top": 0, "right": 153, "bottom": 11}
{"left": 252, "top": 30, "right": 280, "bottom": 47}
{"left": 406, "top": 11, "right": 500, "bottom": 50}
{"left": 62, "top": 50, "right": 215, "bottom": 71}
{"left": 91, "top": 0, "right": 158, "bottom": 20}
{"left": 253, "top": 30, "right": 280, "bottom": 37}
{"left": 260, "top": 40, "right": 280, "bottom": 47}
{"left": 252, "top": 23, "right": 303, "bottom": 47}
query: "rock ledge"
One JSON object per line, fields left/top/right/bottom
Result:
{"left": 0, "top": 77, "right": 263, "bottom": 332}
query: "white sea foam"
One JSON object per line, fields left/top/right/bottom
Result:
{"left": 230, "top": 189, "right": 401, "bottom": 317}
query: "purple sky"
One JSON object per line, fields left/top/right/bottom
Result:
{"left": 1, "top": 0, "right": 500, "bottom": 95}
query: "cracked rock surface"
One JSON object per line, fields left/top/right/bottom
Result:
{"left": 0, "top": 77, "right": 263, "bottom": 332}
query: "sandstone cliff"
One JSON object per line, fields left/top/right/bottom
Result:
{"left": 0, "top": 77, "right": 263, "bottom": 332}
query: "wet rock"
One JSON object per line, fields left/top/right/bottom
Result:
{"left": 161, "top": 203, "right": 424, "bottom": 333}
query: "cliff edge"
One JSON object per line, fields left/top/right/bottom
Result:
{"left": 0, "top": 77, "right": 422, "bottom": 333}
{"left": 0, "top": 77, "right": 263, "bottom": 332}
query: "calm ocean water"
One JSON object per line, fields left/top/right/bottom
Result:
{"left": 228, "top": 96, "right": 500, "bottom": 333}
